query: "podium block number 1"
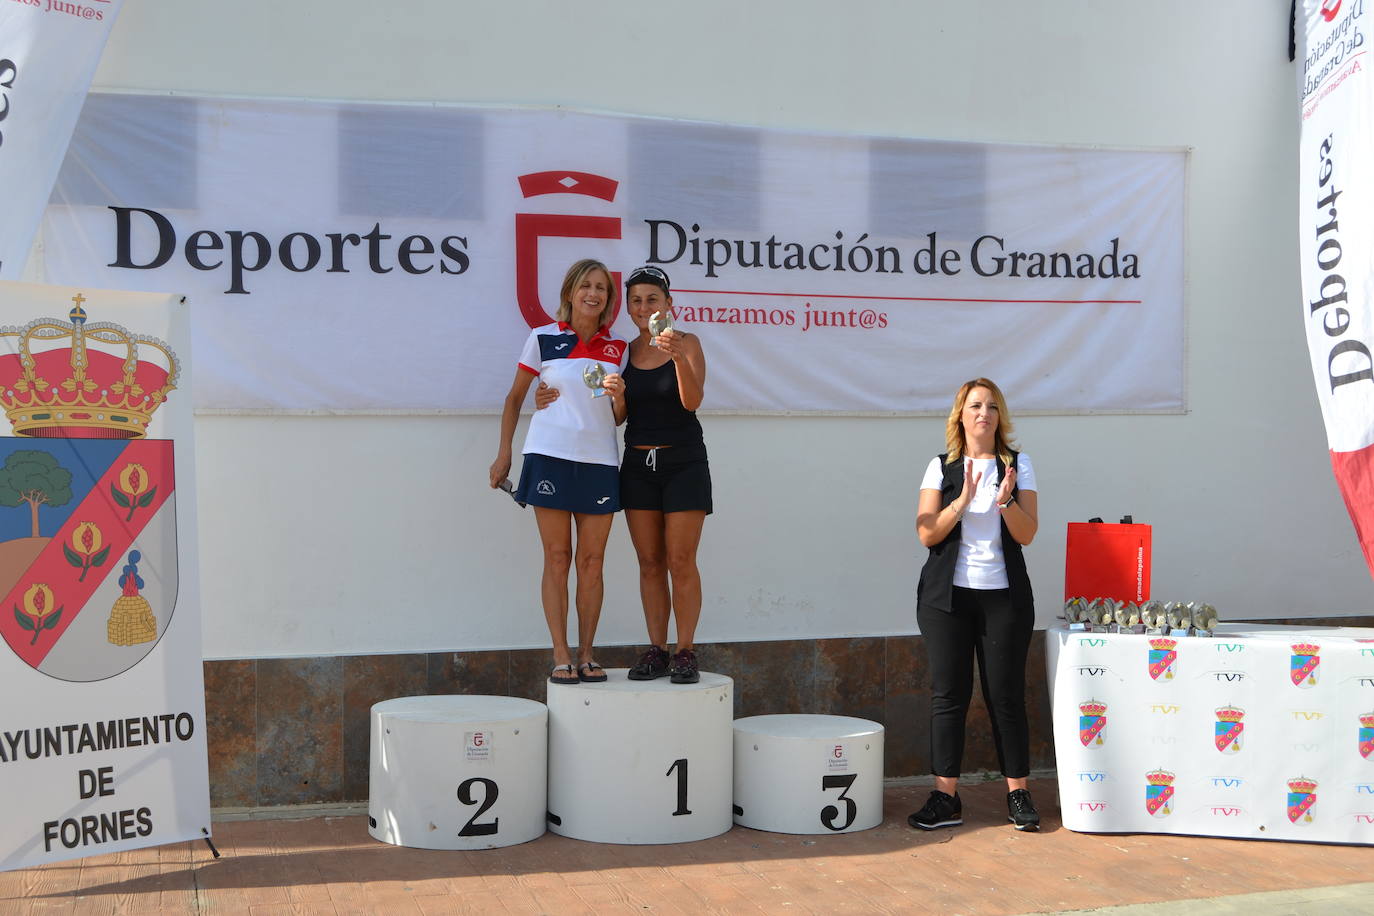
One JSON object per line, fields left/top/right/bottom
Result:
{"left": 821, "top": 773, "right": 857, "bottom": 831}
{"left": 666, "top": 758, "right": 692, "bottom": 816}
{"left": 457, "top": 777, "right": 500, "bottom": 837}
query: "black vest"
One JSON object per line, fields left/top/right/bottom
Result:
{"left": 916, "top": 451, "right": 1034, "bottom": 615}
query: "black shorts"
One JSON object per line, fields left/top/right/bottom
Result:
{"left": 620, "top": 443, "right": 713, "bottom": 514}
{"left": 516, "top": 453, "right": 620, "bottom": 514}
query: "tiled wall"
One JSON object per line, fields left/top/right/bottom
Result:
{"left": 204, "top": 617, "right": 1368, "bottom": 809}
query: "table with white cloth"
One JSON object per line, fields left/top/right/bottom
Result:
{"left": 1046, "top": 623, "right": 1374, "bottom": 845}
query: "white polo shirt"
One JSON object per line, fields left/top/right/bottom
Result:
{"left": 518, "top": 322, "right": 628, "bottom": 467}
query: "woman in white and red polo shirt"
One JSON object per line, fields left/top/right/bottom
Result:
{"left": 489, "top": 258, "right": 628, "bottom": 686}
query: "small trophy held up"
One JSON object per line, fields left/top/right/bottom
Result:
{"left": 582, "top": 362, "right": 608, "bottom": 397}
{"left": 648, "top": 310, "right": 674, "bottom": 347}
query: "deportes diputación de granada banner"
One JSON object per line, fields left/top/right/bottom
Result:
{"left": 0, "top": 0, "right": 123, "bottom": 280}
{"left": 1298, "top": 0, "right": 1374, "bottom": 579}
{"left": 38, "top": 94, "right": 1185, "bottom": 415}
{"left": 0, "top": 279, "right": 209, "bottom": 871}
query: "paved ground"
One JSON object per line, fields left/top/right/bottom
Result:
{"left": 3, "top": 779, "right": 1372, "bottom": 915}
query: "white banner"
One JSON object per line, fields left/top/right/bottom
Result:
{"left": 1297, "top": 0, "right": 1374, "bottom": 579}
{"left": 0, "top": 1, "right": 122, "bottom": 278}
{"left": 0, "top": 279, "right": 208, "bottom": 871}
{"left": 39, "top": 94, "right": 1186, "bottom": 415}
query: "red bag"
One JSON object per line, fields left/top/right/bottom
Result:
{"left": 1064, "top": 517, "right": 1152, "bottom": 603}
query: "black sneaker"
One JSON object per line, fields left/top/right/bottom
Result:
{"left": 627, "top": 645, "right": 670, "bottom": 680}
{"left": 668, "top": 648, "right": 700, "bottom": 684}
{"left": 1007, "top": 788, "right": 1040, "bottom": 831}
{"left": 907, "top": 790, "right": 962, "bottom": 830}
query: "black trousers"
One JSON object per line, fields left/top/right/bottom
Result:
{"left": 917, "top": 585, "right": 1033, "bottom": 779}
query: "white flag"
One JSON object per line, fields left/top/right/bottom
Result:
{"left": 0, "top": 0, "right": 123, "bottom": 277}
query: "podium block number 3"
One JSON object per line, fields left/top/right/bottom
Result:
{"left": 821, "top": 774, "right": 858, "bottom": 831}
{"left": 457, "top": 777, "right": 500, "bottom": 837}
{"left": 666, "top": 758, "right": 692, "bottom": 817}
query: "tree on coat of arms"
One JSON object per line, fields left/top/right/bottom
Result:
{"left": 0, "top": 450, "right": 72, "bottom": 537}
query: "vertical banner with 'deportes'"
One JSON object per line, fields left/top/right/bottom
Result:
{"left": 0, "top": 279, "right": 207, "bottom": 872}
{"left": 0, "top": 1, "right": 124, "bottom": 279}
{"left": 1297, "top": 0, "right": 1374, "bottom": 580}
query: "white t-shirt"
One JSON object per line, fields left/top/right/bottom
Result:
{"left": 920, "top": 453, "right": 1037, "bottom": 590}
{"left": 517, "top": 322, "right": 628, "bottom": 467}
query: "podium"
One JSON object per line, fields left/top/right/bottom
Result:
{"left": 733, "top": 714, "right": 885, "bottom": 834}
{"left": 368, "top": 695, "right": 547, "bottom": 850}
{"left": 546, "top": 671, "right": 734, "bottom": 844}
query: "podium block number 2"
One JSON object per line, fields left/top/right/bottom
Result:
{"left": 821, "top": 773, "right": 857, "bottom": 831}
{"left": 666, "top": 758, "right": 692, "bottom": 816}
{"left": 457, "top": 777, "right": 500, "bottom": 837}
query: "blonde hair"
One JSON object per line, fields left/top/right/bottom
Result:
{"left": 944, "top": 377, "right": 1018, "bottom": 465}
{"left": 556, "top": 259, "right": 617, "bottom": 328}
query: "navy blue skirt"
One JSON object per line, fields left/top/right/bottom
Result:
{"left": 516, "top": 453, "right": 621, "bottom": 514}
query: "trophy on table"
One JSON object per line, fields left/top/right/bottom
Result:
{"left": 582, "top": 362, "right": 608, "bottom": 397}
{"left": 1191, "top": 603, "right": 1219, "bottom": 635}
{"left": 648, "top": 310, "right": 674, "bottom": 347}
{"left": 1142, "top": 600, "right": 1169, "bottom": 633}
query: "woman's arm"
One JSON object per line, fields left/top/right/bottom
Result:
{"left": 489, "top": 368, "right": 537, "bottom": 487}
{"left": 603, "top": 372, "right": 628, "bottom": 425}
{"left": 993, "top": 464, "right": 1038, "bottom": 545}
{"left": 659, "top": 330, "right": 706, "bottom": 411}
{"left": 1000, "top": 489, "right": 1038, "bottom": 545}
{"left": 916, "top": 460, "right": 979, "bottom": 548}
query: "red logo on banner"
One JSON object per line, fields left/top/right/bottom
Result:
{"left": 514, "top": 171, "right": 623, "bottom": 328}
{"left": 1321, "top": 0, "right": 1342, "bottom": 22}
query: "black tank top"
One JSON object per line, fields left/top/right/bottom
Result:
{"left": 623, "top": 359, "right": 704, "bottom": 447}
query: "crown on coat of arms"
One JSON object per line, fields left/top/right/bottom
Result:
{"left": 1215, "top": 706, "right": 1245, "bottom": 723}
{"left": 1287, "top": 776, "right": 1317, "bottom": 794}
{"left": 1360, "top": 713, "right": 1374, "bottom": 728}
{"left": 0, "top": 295, "right": 178, "bottom": 439}
{"left": 1145, "top": 770, "right": 1175, "bottom": 787}
{"left": 1149, "top": 638, "right": 1177, "bottom": 651}
{"left": 1291, "top": 643, "right": 1320, "bottom": 656}
{"left": 1079, "top": 701, "right": 1107, "bottom": 717}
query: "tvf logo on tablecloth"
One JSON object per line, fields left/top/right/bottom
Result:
{"left": 1079, "top": 700, "right": 1107, "bottom": 747}
{"left": 1214, "top": 706, "right": 1244, "bottom": 754}
{"left": 1147, "top": 637, "right": 1177, "bottom": 680}
{"left": 1144, "top": 769, "right": 1174, "bottom": 818}
{"left": 1290, "top": 642, "right": 1320, "bottom": 688}
{"left": 0, "top": 297, "right": 179, "bottom": 682}
{"left": 1287, "top": 776, "right": 1318, "bottom": 824}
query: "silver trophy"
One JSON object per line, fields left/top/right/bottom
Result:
{"left": 648, "top": 310, "right": 674, "bottom": 347}
{"left": 1115, "top": 601, "right": 1142, "bottom": 630}
{"left": 1142, "top": 600, "right": 1168, "bottom": 630}
{"left": 1166, "top": 601, "right": 1192, "bottom": 632}
{"left": 582, "top": 362, "right": 608, "bottom": 397}
{"left": 1192, "top": 603, "right": 1219, "bottom": 633}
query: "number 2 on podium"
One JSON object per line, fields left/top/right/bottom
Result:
{"left": 457, "top": 777, "right": 500, "bottom": 836}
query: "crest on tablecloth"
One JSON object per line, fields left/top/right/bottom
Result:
{"left": 1286, "top": 776, "right": 1317, "bottom": 824}
{"left": 1290, "top": 643, "right": 1320, "bottom": 688}
{"left": 1079, "top": 700, "right": 1107, "bottom": 748}
{"left": 1214, "top": 706, "right": 1244, "bottom": 755}
{"left": 1144, "top": 769, "right": 1174, "bottom": 818}
{"left": 1147, "top": 637, "right": 1176, "bottom": 681}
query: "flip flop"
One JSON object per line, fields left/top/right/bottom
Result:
{"left": 549, "top": 664, "right": 578, "bottom": 685}
{"left": 578, "top": 661, "right": 608, "bottom": 683}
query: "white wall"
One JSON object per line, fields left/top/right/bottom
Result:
{"left": 80, "top": 0, "right": 1371, "bottom": 658}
